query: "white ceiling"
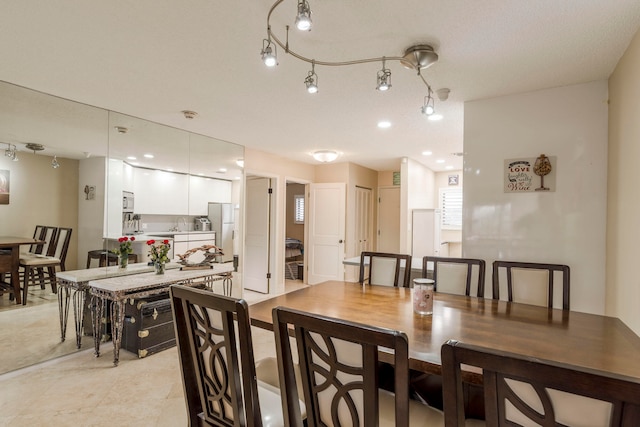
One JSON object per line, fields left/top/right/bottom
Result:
{"left": 1, "top": 0, "right": 639, "bottom": 172}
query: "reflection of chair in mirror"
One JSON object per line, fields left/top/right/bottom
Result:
{"left": 422, "top": 256, "right": 486, "bottom": 297}
{"left": 359, "top": 251, "right": 412, "bottom": 287}
{"left": 441, "top": 339, "right": 640, "bottom": 426}
{"left": 170, "top": 285, "right": 301, "bottom": 426}
{"left": 23, "top": 224, "right": 46, "bottom": 255}
{"left": 19, "top": 227, "right": 72, "bottom": 305}
{"left": 273, "top": 306, "right": 443, "bottom": 426}
{"left": 0, "top": 251, "right": 13, "bottom": 298}
{"left": 492, "top": 260, "right": 570, "bottom": 310}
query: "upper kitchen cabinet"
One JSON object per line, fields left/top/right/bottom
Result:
{"left": 187, "top": 133, "right": 240, "bottom": 215}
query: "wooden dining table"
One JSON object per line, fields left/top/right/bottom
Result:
{"left": 0, "top": 236, "right": 44, "bottom": 305}
{"left": 248, "top": 281, "right": 640, "bottom": 384}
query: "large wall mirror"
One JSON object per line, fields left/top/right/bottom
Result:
{"left": 0, "top": 80, "right": 244, "bottom": 374}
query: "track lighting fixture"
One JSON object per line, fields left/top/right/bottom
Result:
{"left": 51, "top": 155, "right": 60, "bottom": 169}
{"left": 376, "top": 58, "right": 392, "bottom": 91}
{"left": 304, "top": 61, "right": 318, "bottom": 94}
{"left": 261, "top": 36, "right": 278, "bottom": 67}
{"left": 262, "top": 0, "right": 445, "bottom": 114}
{"left": 4, "top": 143, "right": 18, "bottom": 161}
{"left": 295, "top": 0, "right": 312, "bottom": 31}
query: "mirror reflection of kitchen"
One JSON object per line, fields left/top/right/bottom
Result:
{"left": 0, "top": 80, "right": 245, "bottom": 375}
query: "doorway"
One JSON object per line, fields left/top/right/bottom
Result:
{"left": 285, "top": 182, "right": 306, "bottom": 283}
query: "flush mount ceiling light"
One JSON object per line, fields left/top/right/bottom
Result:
{"left": 312, "top": 150, "right": 339, "bottom": 163}
{"left": 262, "top": 0, "right": 446, "bottom": 113}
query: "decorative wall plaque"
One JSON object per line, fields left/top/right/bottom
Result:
{"left": 504, "top": 155, "right": 556, "bottom": 193}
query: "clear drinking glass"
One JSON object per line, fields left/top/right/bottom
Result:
{"left": 413, "top": 278, "right": 435, "bottom": 315}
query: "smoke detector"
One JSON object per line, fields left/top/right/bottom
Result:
{"left": 182, "top": 110, "right": 198, "bottom": 119}
{"left": 436, "top": 88, "right": 450, "bottom": 101}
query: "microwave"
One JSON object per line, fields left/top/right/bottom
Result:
{"left": 123, "top": 191, "right": 134, "bottom": 213}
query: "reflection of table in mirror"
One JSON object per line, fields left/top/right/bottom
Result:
{"left": 88, "top": 264, "right": 234, "bottom": 366}
{"left": 0, "top": 236, "right": 44, "bottom": 305}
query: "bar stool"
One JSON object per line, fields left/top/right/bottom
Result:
{"left": 86, "top": 250, "right": 138, "bottom": 268}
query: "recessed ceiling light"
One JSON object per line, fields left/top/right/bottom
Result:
{"left": 127, "top": 156, "right": 136, "bottom": 160}
{"left": 436, "top": 159, "right": 445, "bottom": 164}
{"left": 198, "top": 173, "right": 204, "bottom": 176}
{"left": 445, "top": 165, "right": 454, "bottom": 170}
{"left": 377, "top": 121, "right": 391, "bottom": 129}
{"left": 217, "top": 168, "right": 227, "bottom": 173}
{"left": 167, "top": 168, "right": 173, "bottom": 172}
{"left": 422, "top": 151, "right": 432, "bottom": 156}
{"left": 143, "top": 153, "right": 154, "bottom": 159}
{"left": 428, "top": 114, "right": 443, "bottom": 121}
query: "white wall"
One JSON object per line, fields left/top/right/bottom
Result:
{"left": 607, "top": 27, "right": 640, "bottom": 335}
{"left": 401, "top": 158, "right": 436, "bottom": 254}
{"left": 463, "top": 80, "right": 608, "bottom": 314}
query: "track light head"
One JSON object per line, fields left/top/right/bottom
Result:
{"left": 376, "top": 60, "right": 392, "bottom": 91}
{"left": 421, "top": 94, "right": 435, "bottom": 116}
{"left": 261, "top": 38, "right": 278, "bottom": 67}
{"left": 305, "top": 63, "right": 318, "bottom": 93}
{"left": 295, "top": 0, "right": 312, "bottom": 31}
{"left": 51, "top": 155, "right": 60, "bottom": 169}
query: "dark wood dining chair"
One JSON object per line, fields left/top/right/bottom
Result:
{"left": 169, "top": 285, "right": 302, "bottom": 426}
{"left": 272, "top": 306, "right": 444, "bottom": 426}
{"left": 358, "top": 251, "right": 412, "bottom": 287}
{"left": 422, "top": 256, "right": 486, "bottom": 297}
{"left": 441, "top": 339, "right": 640, "bottom": 426}
{"left": 492, "top": 260, "right": 570, "bottom": 310}
{"left": 19, "top": 227, "right": 72, "bottom": 305}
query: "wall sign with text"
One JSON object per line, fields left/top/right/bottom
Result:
{"left": 504, "top": 155, "right": 556, "bottom": 193}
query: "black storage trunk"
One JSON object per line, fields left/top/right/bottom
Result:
{"left": 121, "top": 293, "right": 176, "bottom": 358}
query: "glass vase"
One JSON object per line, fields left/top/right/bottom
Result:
{"left": 118, "top": 254, "right": 128, "bottom": 269}
{"left": 154, "top": 261, "right": 165, "bottom": 275}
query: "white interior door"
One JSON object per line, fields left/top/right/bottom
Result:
{"left": 307, "top": 182, "right": 346, "bottom": 284}
{"left": 244, "top": 177, "right": 271, "bottom": 293}
{"left": 377, "top": 186, "right": 400, "bottom": 253}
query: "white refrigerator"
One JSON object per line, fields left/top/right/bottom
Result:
{"left": 208, "top": 202, "right": 234, "bottom": 263}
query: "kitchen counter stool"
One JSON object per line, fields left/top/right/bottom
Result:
{"left": 86, "top": 250, "right": 137, "bottom": 268}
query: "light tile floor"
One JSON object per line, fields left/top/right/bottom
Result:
{"left": 0, "top": 280, "right": 307, "bottom": 426}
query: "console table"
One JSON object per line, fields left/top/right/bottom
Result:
{"left": 57, "top": 263, "right": 181, "bottom": 349}
{"left": 89, "top": 264, "right": 234, "bottom": 366}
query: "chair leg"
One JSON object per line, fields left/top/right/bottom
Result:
{"left": 37, "top": 267, "right": 47, "bottom": 289}
{"left": 48, "top": 267, "right": 57, "bottom": 293}
{"left": 22, "top": 267, "right": 29, "bottom": 305}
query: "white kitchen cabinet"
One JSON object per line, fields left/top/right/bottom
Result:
{"left": 134, "top": 168, "right": 189, "bottom": 215}
{"left": 188, "top": 175, "right": 233, "bottom": 215}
